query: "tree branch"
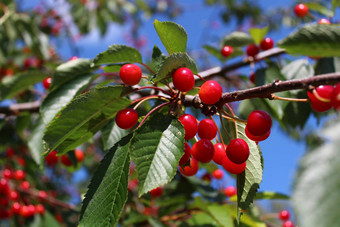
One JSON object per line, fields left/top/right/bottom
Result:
{"left": 0, "top": 101, "right": 41, "bottom": 115}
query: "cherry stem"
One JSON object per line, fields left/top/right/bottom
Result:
{"left": 131, "top": 95, "right": 170, "bottom": 110}
{"left": 0, "top": 2, "right": 10, "bottom": 25}
{"left": 220, "top": 108, "right": 247, "bottom": 124}
{"left": 136, "top": 102, "right": 171, "bottom": 129}
{"left": 312, "top": 88, "right": 331, "bottom": 103}
{"left": 271, "top": 94, "right": 309, "bottom": 102}
{"left": 195, "top": 74, "right": 206, "bottom": 82}
{"left": 210, "top": 115, "right": 225, "bottom": 147}
{"left": 135, "top": 86, "right": 172, "bottom": 96}
{"left": 139, "top": 62, "right": 155, "bottom": 75}
{"left": 218, "top": 112, "right": 232, "bottom": 143}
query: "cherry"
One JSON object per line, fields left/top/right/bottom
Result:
{"left": 179, "top": 158, "right": 199, "bottom": 176}
{"left": 201, "top": 173, "right": 212, "bottom": 182}
{"left": 224, "top": 186, "right": 237, "bottom": 197}
{"left": 20, "top": 205, "right": 32, "bottom": 218}
{"left": 115, "top": 108, "right": 139, "bottom": 129}
{"left": 307, "top": 85, "right": 333, "bottom": 112}
{"left": 282, "top": 220, "right": 295, "bottom": 227}
{"left": 318, "top": 18, "right": 331, "bottom": 24}
{"left": 279, "top": 209, "right": 290, "bottom": 221}
{"left": 0, "top": 179, "right": 10, "bottom": 195}
{"left": 221, "top": 45, "right": 233, "bottom": 58}
{"left": 199, "top": 80, "right": 223, "bottom": 105}
{"left": 226, "top": 138, "right": 249, "bottom": 164}
{"left": 11, "top": 202, "right": 21, "bottom": 215}
{"left": 128, "top": 179, "right": 138, "bottom": 191}
{"left": 150, "top": 187, "right": 163, "bottom": 198}
{"left": 172, "top": 67, "right": 195, "bottom": 92}
{"left": 212, "top": 169, "right": 224, "bottom": 179}
{"left": 212, "top": 143, "right": 227, "bottom": 165}
{"left": 14, "top": 170, "right": 25, "bottom": 181}
{"left": 179, "top": 142, "right": 192, "bottom": 166}
{"left": 191, "top": 139, "right": 215, "bottom": 163}
{"left": 42, "top": 77, "right": 52, "bottom": 90}
{"left": 20, "top": 181, "right": 30, "bottom": 190}
{"left": 246, "top": 110, "right": 272, "bottom": 136}
{"left": 250, "top": 73, "right": 256, "bottom": 84}
{"left": 38, "top": 190, "right": 48, "bottom": 200}
{"left": 61, "top": 154, "right": 73, "bottom": 167}
{"left": 0, "top": 209, "right": 11, "bottom": 219}
{"left": 75, "top": 149, "right": 84, "bottom": 162}
{"left": 0, "top": 198, "right": 9, "bottom": 207}
{"left": 35, "top": 204, "right": 45, "bottom": 215}
{"left": 119, "top": 64, "right": 142, "bottom": 86}
{"left": 9, "top": 190, "right": 19, "bottom": 201}
{"left": 246, "top": 44, "right": 259, "bottom": 57}
{"left": 245, "top": 127, "right": 271, "bottom": 142}
{"left": 5, "top": 147, "right": 15, "bottom": 157}
{"left": 331, "top": 83, "right": 340, "bottom": 110}
{"left": 260, "top": 37, "right": 274, "bottom": 50}
{"left": 294, "top": 3, "right": 308, "bottom": 18}
{"left": 198, "top": 119, "right": 217, "bottom": 140}
{"left": 222, "top": 155, "right": 246, "bottom": 174}
{"left": 178, "top": 114, "right": 198, "bottom": 140}
{"left": 3, "top": 169, "right": 13, "bottom": 179}
{"left": 18, "top": 157, "right": 26, "bottom": 167}
{"left": 45, "top": 150, "right": 59, "bottom": 166}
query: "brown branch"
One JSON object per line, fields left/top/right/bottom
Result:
{"left": 0, "top": 101, "right": 41, "bottom": 115}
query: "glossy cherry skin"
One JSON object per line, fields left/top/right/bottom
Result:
{"left": 224, "top": 186, "right": 237, "bottom": 197}
{"left": 115, "top": 108, "right": 139, "bottom": 129}
{"left": 246, "top": 44, "right": 259, "bottom": 57}
{"left": 42, "top": 77, "right": 52, "bottom": 90}
{"left": 172, "top": 67, "right": 195, "bottom": 92}
{"left": 191, "top": 139, "right": 215, "bottom": 163}
{"left": 245, "top": 127, "right": 271, "bottom": 142}
{"left": 260, "top": 37, "right": 274, "bottom": 50}
{"left": 119, "top": 64, "right": 142, "bottom": 86}
{"left": 221, "top": 45, "right": 233, "bottom": 58}
{"left": 179, "top": 142, "right": 192, "bottom": 166}
{"left": 331, "top": 83, "right": 340, "bottom": 111}
{"left": 307, "top": 85, "right": 333, "bottom": 112}
{"left": 212, "top": 169, "right": 224, "bottom": 179}
{"left": 11, "top": 202, "right": 21, "bottom": 215}
{"left": 178, "top": 114, "right": 198, "bottom": 140}
{"left": 3, "top": 169, "right": 12, "bottom": 180}
{"left": 198, "top": 119, "right": 217, "bottom": 140}
{"left": 282, "top": 220, "right": 295, "bottom": 227}
{"left": 226, "top": 138, "right": 249, "bottom": 164}
{"left": 212, "top": 143, "right": 227, "bottom": 165}
{"left": 246, "top": 110, "right": 272, "bottom": 136}
{"left": 14, "top": 170, "right": 25, "bottom": 181}
{"left": 279, "top": 209, "right": 290, "bottom": 221}
{"left": 179, "top": 158, "right": 199, "bottom": 176}
{"left": 199, "top": 80, "right": 223, "bottom": 105}
{"left": 150, "top": 187, "right": 163, "bottom": 198}
{"left": 294, "top": 4, "right": 308, "bottom": 18}
{"left": 222, "top": 155, "right": 246, "bottom": 174}
{"left": 45, "top": 150, "right": 59, "bottom": 166}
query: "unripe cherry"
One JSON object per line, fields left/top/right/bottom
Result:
{"left": 178, "top": 114, "right": 198, "bottom": 140}
{"left": 199, "top": 80, "right": 223, "bottom": 105}
{"left": 212, "top": 143, "right": 227, "bottom": 165}
{"left": 226, "top": 138, "right": 249, "bottom": 164}
{"left": 172, "top": 67, "right": 195, "bottom": 92}
{"left": 119, "top": 64, "right": 142, "bottom": 86}
{"left": 198, "top": 119, "right": 217, "bottom": 140}
{"left": 179, "top": 142, "right": 192, "bottom": 166}
{"left": 222, "top": 155, "right": 246, "bottom": 174}
{"left": 224, "top": 186, "right": 237, "bottom": 197}
{"left": 212, "top": 169, "right": 224, "bottom": 179}
{"left": 115, "top": 108, "right": 139, "bottom": 129}
{"left": 179, "top": 158, "right": 199, "bottom": 176}
{"left": 191, "top": 139, "right": 215, "bottom": 163}
{"left": 246, "top": 110, "right": 272, "bottom": 137}
{"left": 221, "top": 45, "right": 233, "bottom": 58}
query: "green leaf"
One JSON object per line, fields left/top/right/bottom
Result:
{"left": 151, "top": 45, "right": 166, "bottom": 73}
{"left": 207, "top": 205, "right": 234, "bottom": 227}
{"left": 222, "top": 32, "right": 254, "bottom": 47}
{"left": 293, "top": 121, "right": 340, "bottom": 227}
{"left": 153, "top": 19, "right": 187, "bottom": 55}
{"left": 153, "top": 53, "right": 197, "bottom": 83}
{"left": 278, "top": 24, "right": 340, "bottom": 57}
{"left": 304, "top": 2, "right": 334, "bottom": 17}
{"left": 41, "top": 73, "right": 94, "bottom": 125}
{"left": 0, "top": 70, "right": 47, "bottom": 101}
{"left": 281, "top": 59, "right": 314, "bottom": 80}
{"left": 187, "top": 177, "right": 223, "bottom": 200}
{"left": 236, "top": 123, "right": 263, "bottom": 214}
{"left": 249, "top": 27, "right": 269, "bottom": 45}
{"left": 230, "top": 191, "right": 289, "bottom": 201}
{"left": 130, "top": 113, "right": 185, "bottom": 197}
{"left": 187, "top": 212, "right": 217, "bottom": 226}
{"left": 315, "top": 58, "right": 335, "bottom": 75}
{"left": 50, "top": 59, "right": 92, "bottom": 92}
{"left": 28, "top": 117, "right": 45, "bottom": 165}
{"left": 225, "top": 205, "right": 266, "bottom": 227}
{"left": 102, "top": 65, "right": 123, "bottom": 73}
{"left": 92, "top": 44, "right": 142, "bottom": 66}
{"left": 43, "top": 85, "right": 131, "bottom": 155}
{"left": 101, "top": 119, "right": 128, "bottom": 151}
{"left": 80, "top": 134, "right": 132, "bottom": 227}
{"left": 332, "top": 0, "right": 340, "bottom": 11}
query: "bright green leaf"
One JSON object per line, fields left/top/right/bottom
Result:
{"left": 43, "top": 85, "right": 131, "bottom": 155}
{"left": 249, "top": 27, "right": 269, "bottom": 45}
{"left": 102, "top": 65, "right": 123, "bottom": 73}
{"left": 278, "top": 24, "right": 340, "bottom": 57}
{"left": 304, "top": 2, "right": 334, "bottom": 17}
{"left": 222, "top": 31, "right": 254, "bottom": 47}
{"left": 130, "top": 113, "right": 185, "bottom": 197}
{"left": 153, "top": 19, "right": 187, "bottom": 55}
{"left": 207, "top": 205, "right": 234, "bottom": 227}
{"left": 101, "top": 119, "right": 128, "bottom": 151}
{"left": 92, "top": 44, "right": 142, "bottom": 66}
{"left": 80, "top": 134, "right": 132, "bottom": 227}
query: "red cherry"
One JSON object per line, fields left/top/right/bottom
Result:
{"left": 27, "top": 204, "right": 36, "bottom": 217}
{"left": 191, "top": 139, "right": 215, "bottom": 163}
{"left": 212, "top": 143, "right": 227, "bottom": 165}
{"left": 150, "top": 187, "right": 163, "bottom": 198}
{"left": 198, "top": 119, "right": 217, "bottom": 140}
{"left": 331, "top": 83, "right": 340, "bottom": 111}
{"left": 199, "top": 80, "right": 223, "bottom": 105}
{"left": 224, "top": 186, "right": 237, "bottom": 197}
{"left": 294, "top": 4, "right": 308, "bottom": 18}
{"left": 307, "top": 85, "right": 333, "bottom": 112}
{"left": 115, "top": 108, "right": 139, "bottom": 129}
{"left": 178, "top": 114, "right": 198, "bottom": 140}
{"left": 0, "top": 209, "right": 11, "bottom": 219}
{"left": 179, "top": 142, "right": 192, "bottom": 166}
{"left": 221, "top": 45, "right": 233, "bottom": 58}
{"left": 201, "top": 173, "right": 211, "bottom": 182}
{"left": 222, "top": 155, "right": 246, "bottom": 174}
{"left": 226, "top": 138, "right": 249, "bottom": 164}
{"left": 18, "top": 157, "right": 26, "bottom": 167}
{"left": 3, "top": 169, "right": 13, "bottom": 179}
{"left": 55, "top": 213, "right": 63, "bottom": 223}
{"left": 69, "top": 56, "right": 79, "bottom": 61}
{"left": 212, "top": 169, "right": 224, "bottom": 179}
{"left": 9, "top": 190, "right": 19, "bottom": 201}
{"left": 43, "top": 77, "right": 52, "bottom": 90}
{"left": 75, "top": 149, "right": 84, "bottom": 162}
{"left": 282, "top": 220, "right": 295, "bottom": 227}
{"left": 45, "top": 150, "right": 59, "bottom": 166}
{"left": 260, "top": 37, "right": 274, "bottom": 50}
{"left": 11, "top": 202, "right": 21, "bottom": 215}
{"left": 279, "top": 209, "right": 290, "bottom": 221}
{"left": 246, "top": 44, "right": 259, "bottom": 57}
{"left": 5, "top": 147, "right": 15, "bottom": 157}
{"left": 20, "top": 205, "right": 32, "bottom": 218}
{"left": 20, "top": 181, "right": 30, "bottom": 190}
{"left": 250, "top": 73, "right": 256, "bottom": 84}
{"left": 14, "top": 170, "right": 25, "bottom": 181}
{"left": 0, "top": 179, "right": 10, "bottom": 195}
{"left": 179, "top": 158, "right": 199, "bottom": 176}
{"left": 35, "top": 204, "right": 45, "bottom": 215}
{"left": 318, "top": 18, "right": 331, "bottom": 24}
{"left": 172, "top": 67, "right": 195, "bottom": 92}
{"left": 38, "top": 190, "right": 48, "bottom": 200}
{"left": 245, "top": 127, "right": 271, "bottom": 142}
{"left": 246, "top": 110, "right": 272, "bottom": 137}
{"left": 119, "top": 64, "right": 142, "bottom": 86}
{"left": 61, "top": 155, "right": 73, "bottom": 167}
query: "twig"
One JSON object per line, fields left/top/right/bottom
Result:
{"left": 0, "top": 101, "right": 41, "bottom": 115}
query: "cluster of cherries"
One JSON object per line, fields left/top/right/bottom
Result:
{"left": 279, "top": 209, "right": 295, "bottom": 227}
{"left": 308, "top": 84, "right": 340, "bottom": 112}
{"left": 45, "top": 149, "right": 84, "bottom": 167}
